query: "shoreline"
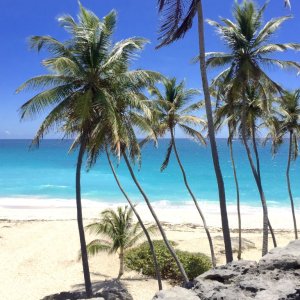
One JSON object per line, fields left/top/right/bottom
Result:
{"left": 0, "top": 197, "right": 298, "bottom": 230}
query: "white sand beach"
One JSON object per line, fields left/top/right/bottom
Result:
{"left": 0, "top": 198, "right": 297, "bottom": 300}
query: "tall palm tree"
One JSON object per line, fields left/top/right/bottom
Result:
{"left": 144, "top": 77, "right": 216, "bottom": 267}
{"left": 85, "top": 82, "right": 189, "bottom": 284}
{"left": 83, "top": 70, "right": 189, "bottom": 283}
{"left": 270, "top": 90, "right": 300, "bottom": 239}
{"left": 85, "top": 206, "right": 157, "bottom": 279}
{"left": 214, "top": 95, "right": 242, "bottom": 260}
{"left": 214, "top": 83, "right": 278, "bottom": 253}
{"left": 243, "top": 86, "right": 278, "bottom": 249}
{"left": 156, "top": 0, "right": 233, "bottom": 263}
{"left": 17, "top": 5, "right": 160, "bottom": 296}
{"left": 205, "top": 1, "right": 300, "bottom": 255}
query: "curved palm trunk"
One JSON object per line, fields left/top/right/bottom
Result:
{"left": 76, "top": 140, "right": 93, "bottom": 298}
{"left": 228, "top": 138, "right": 242, "bottom": 260}
{"left": 118, "top": 247, "right": 124, "bottom": 279}
{"left": 196, "top": 0, "right": 233, "bottom": 263}
{"left": 241, "top": 102, "right": 268, "bottom": 256}
{"left": 171, "top": 129, "right": 216, "bottom": 267}
{"left": 123, "top": 152, "right": 189, "bottom": 285}
{"left": 287, "top": 131, "right": 298, "bottom": 239}
{"left": 105, "top": 150, "right": 163, "bottom": 290}
{"left": 251, "top": 126, "right": 261, "bottom": 182}
{"left": 251, "top": 126, "right": 277, "bottom": 248}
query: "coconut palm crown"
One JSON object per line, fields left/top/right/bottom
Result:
{"left": 205, "top": 0, "right": 300, "bottom": 101}
{"left": 144, "top": 77, "right": 205, "bottom": 171}
{"left": 18, "top": 5, "right": 159, "bottom": 148}
{"left": 85, "top": 206, "right": 157, "bottom": 279}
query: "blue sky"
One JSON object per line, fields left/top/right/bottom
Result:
{"left": 0, "top": 0, "right": 299, "bottom": 139}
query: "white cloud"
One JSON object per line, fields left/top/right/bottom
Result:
{"left": 4, "top": 130, "right": 11, "bottom": 135}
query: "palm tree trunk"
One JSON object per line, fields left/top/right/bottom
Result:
{"left": 123, "top": 152, "right": 189, "bottom": 285}
{"left": 287, "top": 131, "right": 298, "bottom": 239}
{"left": 251, "top": 125, "right": 277, "bottom": 248}
{"left": 241, "top": 101, "right": 268, "bottom": 256}
{"left": 118, "top": 247, "right": 124, "bottom": 279}
{"left": 196, "top": 0, "right": 233, "bottom": 264}
{"left": 105, "top": 149, "right": 163, "bottom": 290}
{"left": 76, "top": 139, "right": 93, "bottom": 298}
{"left": 228, "top": 138, "right": 242, "bottom": 260}
{"left": 171, "top": 129, "right": 216, "bottom": 267}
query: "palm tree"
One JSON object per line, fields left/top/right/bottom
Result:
{"left": 243, "top": 86, "right": 278, "bottom": 249}
{"left": 214, "top": 94, "right": 242, "bottom": 260}
{"left": 270, "top": 90, "right": 300, "bottom": 239}
{"left": 82, "top": 68, "right": 189, "bottom": 283}
{"left": 205, "top": 1, "right": 300, "bottom": 255}
{"left": 156, "top": 0, "right": 233, "bottom": 264}
{"left": 105, "top": 149, "right": 162, "bottom": 289}
{"left": 144, "top": 78, "right": 216, "bottom": 267}
{"left": 17, "top": 5, "right": 160, "bottom": 296}
{"left": 85, "top": 206, "right": 157, "bottom": 279}
{"left": 215, "top": 83, "right": 278, "bottom": 253}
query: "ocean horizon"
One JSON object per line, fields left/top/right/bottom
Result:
{"left": 0, "top": 138, "right": 299, "bottom": 210}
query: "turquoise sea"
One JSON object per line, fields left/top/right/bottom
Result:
{"left": 0, "top": 139, "right": 299, "bottom": 208}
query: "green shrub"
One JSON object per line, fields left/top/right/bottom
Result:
{"left": 125, "top": 240, "right": 211, "bottom": 282}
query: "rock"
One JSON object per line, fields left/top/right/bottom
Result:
{"left": 198, "top": 260, "right": 257, "bottom": 283}
{"left": 101, "top": 287, "right": 133, "bottom": 300}
{"left": 259, "top": 240, "right": 300, "bottom": 270}
{"left": 78, "top": 298, "right": 104, "bottom": 300}
{"left": 42, "top": 288, "right": 132, "bottom": 300}
{"left": 152, "top": 287, "right": 198, "bottom": 300}
{"left": 164, "top": 240, "right": 300, "bottom": 300}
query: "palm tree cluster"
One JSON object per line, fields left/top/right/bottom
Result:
{"left": 18, "top": 0, "right": 300, "bottom": 297}
{"left": 205, "top": 0, "right": 300, "bottom": 256}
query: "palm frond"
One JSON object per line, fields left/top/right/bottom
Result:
{"left": 161, "top": 140, "right": 173, "bottom": 172}
{"left": 178, "top": 124, "right": 206, "bottom": 145}
{"left": 157, "top": 0, "right": 198, "bottom": 48}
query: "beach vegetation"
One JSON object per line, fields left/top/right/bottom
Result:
{"left": 125, "top": 240, "right": 211, "bottom": 282}
{"left": 104, "top": 149, "right": 163, "bottom": 289}
{"left": 85, "top": 206, "right": 157, "bottom": 279}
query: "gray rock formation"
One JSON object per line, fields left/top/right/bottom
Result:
{"left": 41, "top": 287, "right": 133, "bottom": 300}
{"left": 153, "top": 287, "right": 199, "bottom": 300}
{"left": 153, "top": 240, "right": 300, "bottom": 300}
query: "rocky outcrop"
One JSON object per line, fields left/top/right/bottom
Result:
{"left": 42, "top": 287, "right": 133, "bottom": 300}
{"left": 153, "top": 240, "right": 300, "bottom": 300}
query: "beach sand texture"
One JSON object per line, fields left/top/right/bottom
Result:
{"left": 0, "top": 200, "right": 296, "bottom": 300}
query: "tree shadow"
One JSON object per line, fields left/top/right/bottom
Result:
{"left": 72, "top": 278, "right": 126, "bottom": 293}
